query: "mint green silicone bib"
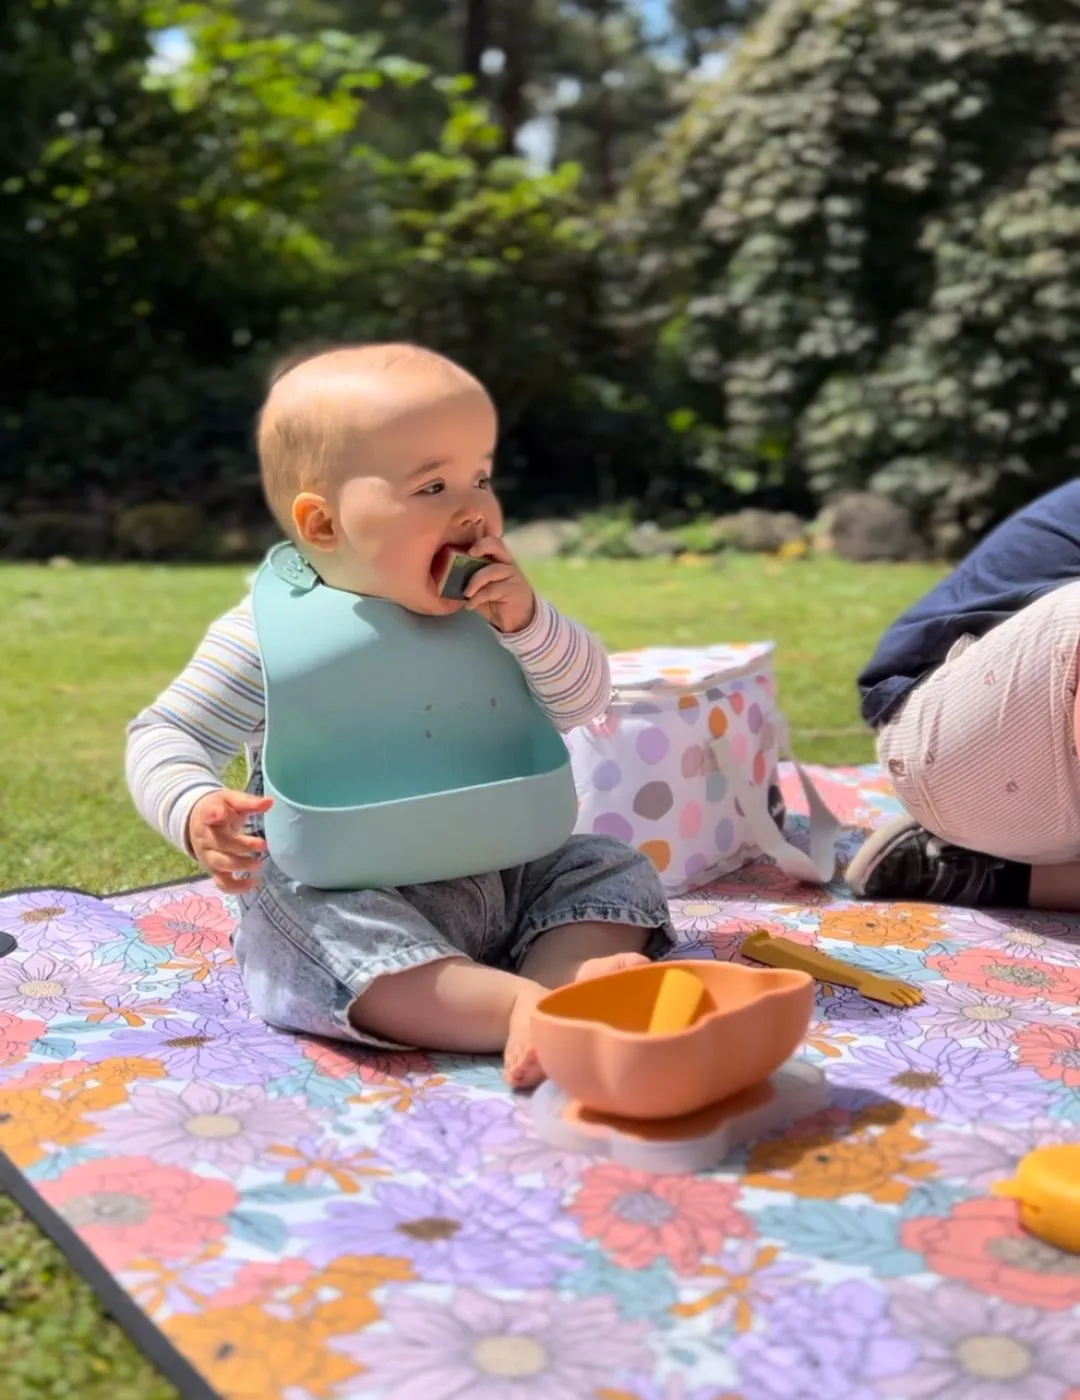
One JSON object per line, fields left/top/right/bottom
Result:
{"left": 251, "top": 543, "right": 577, "bottom": 889}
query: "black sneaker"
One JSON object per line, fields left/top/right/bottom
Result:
{"left": 845, "top": 815, "right": 1030, "bottom": 908}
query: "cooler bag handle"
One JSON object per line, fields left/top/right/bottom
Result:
{"left": 708, "top": 731, "right": 841, "bottom": 885}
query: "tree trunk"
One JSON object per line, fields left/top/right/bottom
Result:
{"left": 590, "top": 0, "right": 616, "bottom": 199}
{"left": 496, "top": 0, "right": 533, "bottom": 154}
{"left": 462, "top": 0, "right": 490, "bottom": 81}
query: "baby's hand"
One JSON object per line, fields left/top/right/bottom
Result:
{"left": 187, "top": 789, "right": 272, "bottom": 893}
{"left": 463, "top": 535, "right": 536, "bottom": 634}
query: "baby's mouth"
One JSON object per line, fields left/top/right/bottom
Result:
{"left": 431, "top": 542, "right": 486, "bottom": 599}
{"left": 430, "top": 543, "right": 457, "bottom": 589}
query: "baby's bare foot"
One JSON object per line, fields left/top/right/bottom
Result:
{"left": 575, "top": 951, "right": 651, "bottom": 983}
{"left": 503, "top": 982, "right": 546, "bottom": 1090}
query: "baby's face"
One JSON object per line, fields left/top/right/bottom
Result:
{"left": 327, "top": 382, "right": 503, "bottom": 614}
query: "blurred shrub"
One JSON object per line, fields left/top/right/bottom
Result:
{"left": 623, "top": 0, "right": 1080, "bottom": 547}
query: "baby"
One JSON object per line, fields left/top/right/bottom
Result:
{"left": 126, "top": 343, "right": 673, "bottom": 1084}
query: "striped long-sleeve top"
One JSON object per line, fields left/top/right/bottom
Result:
{"left": 126, "top": 594, "right": 610, "bottom": 856}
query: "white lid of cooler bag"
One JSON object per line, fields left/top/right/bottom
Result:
{"left": 608, "top": 642, "right": 775, "bottom": 696}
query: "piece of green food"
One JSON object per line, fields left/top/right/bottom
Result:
{"left": 440, "top": 553, "right": 487, "bottom": 600}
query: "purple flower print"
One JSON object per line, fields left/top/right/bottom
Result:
{"left": 295, "top": 1180, "right": 577, "bottom": 1288}
{"left": 78, "top": 1013, "right": 301, "bottom": 1084}
{"left": 481, "top": 1102, "right": 592, "bottom": 1190}
{"left": 0, "top": 890, "right": 133, "bottom": 955}
{"left": 167, "top": 965, "right": 249, "bottom": 1022}
{"left": 923, "top": 1119, "right": 1072, "bottom": 1193}
{"left": 377, "top": 1092, "right": 519, "bottom": 1176}
{"left": 333, "top": 1288, "right": 652, "bottom": 1400}
{"left": 833, "top": 1038, "right": 1053, "bottom": 1122}
{"left": 814, "top": 984, "right": 915, "bottom": 1029}
{"left": 911, "top": 980, "right": 1044, "bottom": 1050}
{"left": 616, "top": 1377, "right": 735, "bottom": 1400}
{"left": 85, "top": 1081, "right": 318, "bottom": 1170}
{"left": 729, "top": 1279, "right": 916, "bottom": 1400}
{"left": 0, "top": 948, "right": 138, "bottom": 1017}
{"left": 884, "top": 1281, "right": 1078, "bottom": 1400}
{"left": 938, "top": 907, "right": 1080, "bottom": 964}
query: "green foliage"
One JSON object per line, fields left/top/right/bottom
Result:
{"left": 2, "top": 0, "right": 709, "bottom": 541}
{"left": 627, "top": 0, "right": 1080, "bottom": 543}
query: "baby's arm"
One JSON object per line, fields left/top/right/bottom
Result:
{"left": 499, "top": 598, "right": 612, "bottom": 730}
{"left": 125, "top": 600, "right": 265, "bottom": 858}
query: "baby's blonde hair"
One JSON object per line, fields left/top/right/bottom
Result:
{"left": 255, "top": 341, "right": 476, "bottom": 536}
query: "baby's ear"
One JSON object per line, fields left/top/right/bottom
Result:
{"left": 292, "top": 492, "right": 337, "bottom": 550}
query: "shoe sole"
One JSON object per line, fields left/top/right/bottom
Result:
{"left": 845, "top": 814, "right": 921, "bottom": 897}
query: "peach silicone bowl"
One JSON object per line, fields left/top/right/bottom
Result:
{"left": 530, "top": 960, "right": 814, "bottom": 1121}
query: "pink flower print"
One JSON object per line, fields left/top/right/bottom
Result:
{"left": 570, "top": 1162, "right": 752, "bottom": 1275}
{"left": 928, "top": 947, "right": 1080, "bottom": 1005}
{"left": 136, "top": 893, "right": 234, "bottom": 957}
{"left": 334, "top": 1289, "right": 652, "bottom": 1399}
{"left": 1014, "top": 1022, "right": 1080, "bottom": 1089}
{"left": 0, "top": 949, "right": 138, "bottom": 1017}
{"left": 39, "top": 1156, "right": 237, "bottom": 1270}
{"left": 213, "top": 1258, "right": 313, "bottom": 1310}
{"left": 0, "top": 1011, "right": 46, "bottom": 1068}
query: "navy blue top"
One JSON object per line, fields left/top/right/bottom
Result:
{"left": 858, "top": 479, "right": 1080, "bottom": 729}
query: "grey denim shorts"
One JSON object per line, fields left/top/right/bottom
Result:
{"left": 233, "top": 833, "right": 674, "bottom": 1048}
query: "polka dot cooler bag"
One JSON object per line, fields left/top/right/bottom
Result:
{"left": 567, "top": 642, "right": 842, "bottom": 894}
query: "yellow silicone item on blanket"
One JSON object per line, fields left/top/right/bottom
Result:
{"left": 993, "top": 1145, "right": 1080, "bottom": 1254}
{"left": 740, "top": 930, "right": 924, "bottom": 1008}
{"left": 646, "top": 967, "right": 709, "bottom": 1033}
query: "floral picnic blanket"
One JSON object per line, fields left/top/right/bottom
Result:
{"left": 1, "top": 764, "right": 1079, "bottom": 1400}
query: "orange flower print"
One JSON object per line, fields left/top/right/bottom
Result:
{"left": 1014, "top": 1023, "right": 1080, "bottom": 1088}
{"left": 348, "top": 1053, "right": 446, "bottom": 1112}
{"left": 0, "top": 1077, "right": 111, "bottom": 1169}
{"left": 819, "top": 903, "right": 944, "bottom": 950}
{"left": 744, "top": 1103, "right": 935, "bottom": 1204}
{"left": 137, "top": 893, "right": 234, "bottom": 956}
{"left": 267, "top": 1139, "right": 388, "bottom": 1193}
{"left": 166, "top": 1303, "right": 361, "bottom": 1400}
{"left": 0, "top": 1011, "right": 45, "bottom": 1067}
{"left": 302, "top": 1254, "right": 414, "bottom": 1339}
{"left": 928, "top": 946, "right": 1080, "bottom": 1004}
{"left": 901, "top": 1197, "right": 1080, "bottom": 1311}
{"left": 803, "top": 1018, "right": 857, "bottom": 1059}
{"left": 670, "top": 1240, "right": 804, "bottom": 1329}
{"left": 0, "top": 1088, "right": 79, "bottom": 1168}
{"left": 38, "top": 1156, "right": 237, "bottom": 1270}
{"left": 570, "top": 1163, "right": 752, "bottom": 1275}
{"left": 125, "top": 1242, "right": 234, "bottom": 1315}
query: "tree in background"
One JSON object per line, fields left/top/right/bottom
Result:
{"left": 1, "top": 0, "right": 718, "bottom": 536}
{"left": 670, "top": 0, "right": 766, "bottom": 66}
{"left": 625, "top": 0, "right": 1080, "bottom": 548}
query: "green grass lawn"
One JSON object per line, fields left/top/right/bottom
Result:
{"left": 0, "top": 553, "right": 942, "bottom": 1398}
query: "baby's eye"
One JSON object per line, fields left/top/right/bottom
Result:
{"left": 416, "top": 481, "right": 445, "bottom": 496}
{"left": 477, "top": 475, "right": 493, "bottom": 490}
